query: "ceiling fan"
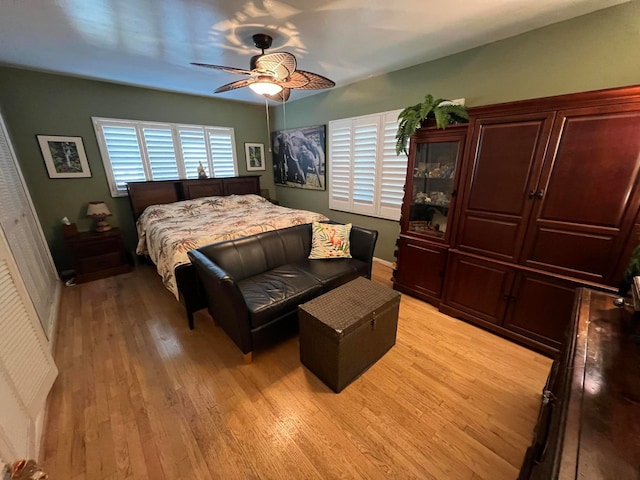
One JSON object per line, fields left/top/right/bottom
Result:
{"left": 191, "top": 33, "right": 335, "bottom": 101}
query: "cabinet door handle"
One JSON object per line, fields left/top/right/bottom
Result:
{"left": 502, "top": 294, "right": 516, "bottom": 303}
{"left": 536, "top": 189, "right": 545, "bottom": 199}
{"left": 527, "top": 190, "right": 536, "bottom": 199}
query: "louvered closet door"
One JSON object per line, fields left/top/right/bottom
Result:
{"left": 0, "top": 227, "right": 58, "bottom": 461}
{"left": 0, "top": 112, "right": 59, "bottom": 337}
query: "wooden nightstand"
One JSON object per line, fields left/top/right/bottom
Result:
{"left": 65, "top": 228, "right": 130, "bottom": 283}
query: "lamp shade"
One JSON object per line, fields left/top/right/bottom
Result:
{"left": 86, "top": 201, "right": 111, "bottom": 218}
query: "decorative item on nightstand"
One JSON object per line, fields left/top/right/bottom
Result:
{"left": 86, "top": 201, "right": 112, "bottom": 232}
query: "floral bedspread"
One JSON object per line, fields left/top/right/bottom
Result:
{"left": 136, "top": 194, "right": 328, "bottom": 299}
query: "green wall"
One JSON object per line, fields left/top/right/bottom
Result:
{"left": 2, "top": 1, "right": 640, "bottom": 271}
{"left": 0, "top": 68, "right": 272, "bottom": 271}
{"left": 272, "top": 1, "right": 640, "bottom": 262}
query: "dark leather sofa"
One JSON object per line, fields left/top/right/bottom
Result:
{"left": 187, "top": 223, "right": 378, "bottom": 362}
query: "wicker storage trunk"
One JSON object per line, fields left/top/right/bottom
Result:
{"left": 298, "top": 277, "right": 400, "bottom": 392}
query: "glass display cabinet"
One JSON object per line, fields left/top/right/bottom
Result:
{"left": 394, "top": 124, "right": 468, "bottom": 305}
{"left": 407, "top": 141, "right": 459, "bottom": 239}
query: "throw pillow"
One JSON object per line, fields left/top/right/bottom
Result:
{"left": 309, "top": 222, "right": 352, "bottom": 259}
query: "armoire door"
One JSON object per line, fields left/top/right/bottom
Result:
{"left": 521, "top": 104, "right": 640, "bottom": 285}
{"left": 393, "top": 236, "right": 447, "bottom": 303}
{"left": 503, "top": 270, "right": 577, "bottom": 351}
{"left": 456, "top": 112, "right": 555, "bottom": 262}
{"left": 441, "top": 252, "right": 515, "bottom": 326}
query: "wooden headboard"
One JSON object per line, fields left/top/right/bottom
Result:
{"left": 126, "top": 176, "right": 261, "bottom": 220}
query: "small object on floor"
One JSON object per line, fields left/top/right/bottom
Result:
{"left": 64, "top": 277, "right": 76, "bottom": 287}
{"left": 10, "top": 459, "right": 48, "bottom": 480}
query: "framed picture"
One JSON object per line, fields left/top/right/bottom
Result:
{"left": 245, "top": 143, "right": 266, "bottom": 171}
{"left": 271, "top": 125, "right": 326, "bottom": 190}
{"left": 37, "top": 135, "right": 91, "bottom": 178}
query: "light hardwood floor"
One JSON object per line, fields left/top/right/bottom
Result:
{"left": 42, "top": 262, "right": 551, "bottom": 479}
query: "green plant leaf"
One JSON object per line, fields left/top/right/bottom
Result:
{"left": 395, "top": 95, "right": 470, "bottom": 155}
{"left": 623, "top": 242, "right": 640, "bottom": 284}
{"left": 433, "top": 108, "right": 448, "bottom": 128}
{"left": 441, "top": 104, "right": 469, "bottom": 122}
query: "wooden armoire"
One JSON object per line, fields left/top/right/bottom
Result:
{"left": 393, "top": 84, "right": 640, "bottom": 355}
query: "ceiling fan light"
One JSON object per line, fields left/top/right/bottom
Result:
{"left": 249, "top": 81, "right": 283, "bottom": 96}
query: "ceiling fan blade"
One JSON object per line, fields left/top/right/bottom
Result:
{"left": 266, "top": 88, "right": 291, "bottom": 102}
{"left": 280, "top": 70, "right": 335, "bottom": 90}
{"left": 214, "top": 79, "right": 254, "bottom": 93}
{"left": 254, "top": 52, "right": 297, "bottom": 80}
{"left": 191, "top": 62, "right": 254, "bottom": 76}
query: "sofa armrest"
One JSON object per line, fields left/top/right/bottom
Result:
{"left": 187, "top": 250, "right": 253, "bottom": 353}
{"left": 350, "top": 226, "right": 379, "bottom": 278}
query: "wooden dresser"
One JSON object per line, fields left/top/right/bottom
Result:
{"left": 519, "top": 288, "right": 640, "bottom": 479}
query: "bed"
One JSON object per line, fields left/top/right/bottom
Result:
{"left": 127, "top": 177, "right": 329, "bottom": 328}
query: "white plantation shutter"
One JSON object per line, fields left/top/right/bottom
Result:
{"left": 207, "top": 127, "right": 237, "bottom": 177}
{"left": 93, "top": 118, "right": 237, "bottom": 196}
{"left": 380, "top": 111, "right": 408, "bottom": 220}
{"left": 352, "top": 119, "right": 378, "bottom": 216}
{"left": 100, "top": 125, "right": 146, "bottom": 193}
{"left": 179, "top": 128, "right": 209, "bottom": 179}
{"left": 142, "top": 127, "right": 179, "bottom": 180}
{"left": 328, "top": 122, "right": 352, "bottom": 212}
{"left": 329, "top": 109, "right": 407, "bottom": 220}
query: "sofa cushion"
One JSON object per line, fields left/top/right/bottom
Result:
{"left": 309, "top": 222, "right": 352, "bottom": 259}
{"left": 295, "top": 258, "right": 368, "bottom": 291}
{"left": 238, "top": 265, "right": 322, "bottom": 329}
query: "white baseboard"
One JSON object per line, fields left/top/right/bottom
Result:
{"left": 46, "top": 281, "right": 62, "bottom": 352}
{"left": 373, "top": 257, "right": 394, "bottom": 268}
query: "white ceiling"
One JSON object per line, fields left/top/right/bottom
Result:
{"left": 0, "top": 0, "right": 629, "bottom": 104}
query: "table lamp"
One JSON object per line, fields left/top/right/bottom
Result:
{"left": 86, "top": 201, "right": 112, "bottom": 232}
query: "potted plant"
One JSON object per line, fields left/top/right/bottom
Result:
{"left": 619, "top": 241, "right": 640, "bottom": 297}
{"left": 395, "top": 95, "right": 470, "bottom": 155}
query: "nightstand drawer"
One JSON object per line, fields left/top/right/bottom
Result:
{"left": 74, "top": 239, "right": 119, "bottom": 257}
{"left": 79, "top": 252, "right": 122, "bottom": 272}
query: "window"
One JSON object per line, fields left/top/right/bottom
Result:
{"left": 328, "top": 110, "right": 408, "bottom": 220}
{"left": 93, "top": 117, "right": 237, "bottom": 196}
